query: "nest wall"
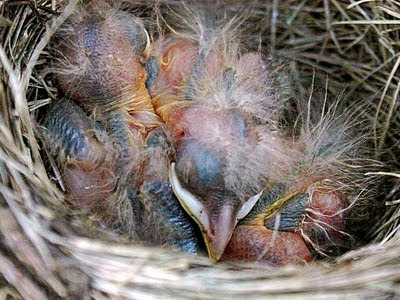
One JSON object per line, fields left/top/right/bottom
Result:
{"left": 0, "top": 0, "right": 400, "bottom": 299}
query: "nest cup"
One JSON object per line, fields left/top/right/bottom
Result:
{"left": 0, "top": 0, "right": 400, "bottom": 298}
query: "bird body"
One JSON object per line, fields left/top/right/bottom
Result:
{"left": 45, "top": 1, "right": 201, "bottom": 253}
{"left": 147, "top": 22, "right": 291, "bottom": 261}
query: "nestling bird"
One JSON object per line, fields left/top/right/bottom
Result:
{"left": 146, "top": 4, "right": 376, "bottom": 264}
{"left": 44, "top": 1, "right": 201, "bottom": 253}
{"left": 43, "top": 0, "right": 379, "bottom": 266}
{"left": 147, "top": 14, "right": 289, "bottom": 261}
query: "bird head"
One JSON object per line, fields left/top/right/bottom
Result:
{"left": 167, "top": 106, "right": 268, "bottom": 261}
{"left": 53, "top": 4, "right": 151, "bottom": 113}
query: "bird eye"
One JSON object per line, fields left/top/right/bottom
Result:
{"left": 169, "top": 162, "right": 210, "bottom": 231}
{"left": 237, "top": 190, "right": 264, "bottom": 220}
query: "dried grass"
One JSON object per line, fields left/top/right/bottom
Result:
{"left": 0, "top": 0, "right": 400, "bottom": 298}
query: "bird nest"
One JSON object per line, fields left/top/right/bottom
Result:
{"left": 1, "top": 0, "right": 400, "bottom": 298}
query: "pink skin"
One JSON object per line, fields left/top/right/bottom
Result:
{"left": 302, "top": 190, "right": 347, "bottom": 249}
{"left": 222, "top": 226, "right": 312, "bottom": 266}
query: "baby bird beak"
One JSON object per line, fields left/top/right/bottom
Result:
{"left": 203, "top": 203, "right": 237, "bottom": 262}
{"left": 170, "top": 162, "right": 262, "bottom": 261}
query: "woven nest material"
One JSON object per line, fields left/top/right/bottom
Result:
{"left": 0, "top": 0, "right": 400, "bottom": 299}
